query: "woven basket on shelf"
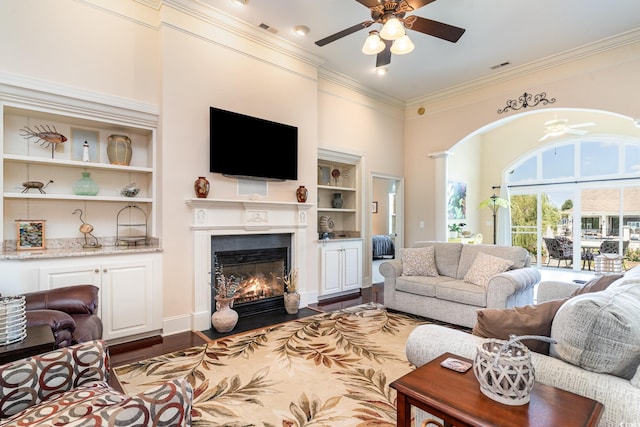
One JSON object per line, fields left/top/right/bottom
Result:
{"left": 0, "top": 296, "right": 27, "bottom": 345}
{"left": 473, "top": 336, "right": 536, "bottom": 406}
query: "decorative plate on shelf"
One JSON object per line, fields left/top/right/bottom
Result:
{"left": 319, "top": 216, "right": 335, "bottom": 233}
{"left": 331, "top": 169, "right": 341, "bottom": 185}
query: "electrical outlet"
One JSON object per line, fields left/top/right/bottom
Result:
{"left": 419, "top": 221, "right": 425, "bottom": 228}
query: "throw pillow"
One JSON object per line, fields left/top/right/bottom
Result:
{"left": 569, "top": 273, "right": 623, "bottom": 297}
{"left": 550, "top": 281, "right": 640, "bottom": 380}
{"left": 463, "top": 252, "right": 513, "bottom": 287}
{"left": 472, "top": 273, "right": 624, "bottom": 355}
{"left": 473, "top": 299, "right": 567, "bottom": 354}
{"left": 400, "top": 246, "right": 438, "bottom": 276}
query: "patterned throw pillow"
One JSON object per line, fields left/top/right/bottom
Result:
{"left": 463, "top": 252, "right": 513, "bottom": 287}
{"left": 400, "top": 246, "right": 438, "bottom": 276}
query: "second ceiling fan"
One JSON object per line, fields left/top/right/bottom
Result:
{"left": 315, "top": 0, "right": 465, "bottom": 67}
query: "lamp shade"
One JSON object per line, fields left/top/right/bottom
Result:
{"left": 379, "top": 17, "right": 405, "bottom": 40}
{"left": 390, "top": 35, "right": 415, "bottom": 55}
{"left": 362, "top": 30, "right": 385, "bottom": 55}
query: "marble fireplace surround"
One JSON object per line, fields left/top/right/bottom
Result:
{"left": 187, "top": 198, "right": 313, "bottom": 331}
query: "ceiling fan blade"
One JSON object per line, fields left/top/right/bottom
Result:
{"left": 406, "top": 16, "right": 466, "bottom": 43}
{"left": 538, "top": 133, "right": 552, "bottom": 142}
{"left": 403, "top": 0, "right": 437, "bottom": 10}
{"left": 315, "top": 21, "right": 373, "bottom": 46}
{"left": 376, "top": 40, "right": 392, "bottom": 67}
{"left": 354, "top": 0, "right": 382, "bottom": 8}
{"left": 567, "top": 128, "right": 589, "bottom": 135}
{"left": 569, "top": 122, "right": 595, "bottom": 129}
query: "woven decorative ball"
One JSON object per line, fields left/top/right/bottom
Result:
{"left": 473, "top": 337, "right": 535, "bottom": 406}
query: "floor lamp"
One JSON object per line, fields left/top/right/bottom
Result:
{"left": 480, "top": 194, "right": 509, "bottom": 244}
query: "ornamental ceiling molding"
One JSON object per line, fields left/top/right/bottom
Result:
{"left": 497, "top": 91, "right": 556, "bottom": 114}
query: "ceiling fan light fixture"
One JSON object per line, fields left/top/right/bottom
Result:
{"left": 390, "top": 35, "right": 414, "bottom": 55}
{"left": 293, "top": 25, "right": 310, "bottom": 36}
{"left": 362, "top": 30, "right": 385, "bottom": 55}
{"left": 379, "top": 17, "right": 405, "bottom": 40}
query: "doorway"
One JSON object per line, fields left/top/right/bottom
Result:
{"left": 370, "top": 174, "right": 404, "bottom": 284}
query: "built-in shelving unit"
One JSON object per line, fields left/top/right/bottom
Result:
{"left": 1, "top": 103, "right": 155, "bottom": 244}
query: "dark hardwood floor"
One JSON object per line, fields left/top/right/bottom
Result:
{"left": 107, "top": 284, "right": 383, "bottom": 390}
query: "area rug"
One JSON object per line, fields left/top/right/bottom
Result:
{"left": 113, "top": 303, "right": 429, "bottom": 426}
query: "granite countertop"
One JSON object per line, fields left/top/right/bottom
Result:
{"left": 0, "top": 241, "right": 163, "bottom": 260}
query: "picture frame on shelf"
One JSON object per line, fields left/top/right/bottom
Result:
{"left": 15, "top": 219, "right": 46, "bottom": 250}
{"left": 371, "top": 201, "right": 378, "bottom": 213}
{"left": 71, "top": 128, "right": 99, "bottom": 162}
{"left": 318, "top": 165, "right": 331, "bottom": 185}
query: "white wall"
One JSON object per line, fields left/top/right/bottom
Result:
{"left": 0, "top": 0, "right": 405, "bottom": 331}
{"left": 404, "top": 40, "right": 640, "bottom": 243}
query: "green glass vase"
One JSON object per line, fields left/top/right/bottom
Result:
{"left": 73, "top": 171, "right": 99, "bottom": 196}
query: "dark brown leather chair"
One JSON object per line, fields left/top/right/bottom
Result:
{"left": 22, "top": 285, "right": 103, "bottom": 348}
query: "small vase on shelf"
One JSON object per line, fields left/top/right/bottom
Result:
{"left": 331, "top": 192, "right": 343, "bottom": 208}
{"left": 194, "top": 176, "right": 210, "bottom": 198}
{"left": 211, "top": 296, "right": 238, "bottom": 333}
{"left": 284, "top": 292, "right": 301, "bottom": 314}
{"left": 296, "top": 185, "right": 308, "bottom": 203}
{"left": 107, "top": 134, "right": 132, "bottom": 166}
{"left": 73, "top": 171, "right": 99, "bottom": 196}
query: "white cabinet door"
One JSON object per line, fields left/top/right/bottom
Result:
{"left": 342, "top": 245, "right": 361, "bottom": 292}
{"left": 101, "top": 259, "right": 154, "bottom": 340}
{"left": 319, "top": 240, "right": 362, "bottom": 297}
{"left": 320, "top": 246, "right": 343, "bottom": 295}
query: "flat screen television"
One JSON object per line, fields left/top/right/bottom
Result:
{"left": 210, "top": 107, "right": 298, "bottom": 181}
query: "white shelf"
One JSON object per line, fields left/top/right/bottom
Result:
{"left": 4, "top": 154, "right": 152, "bottom": 173}
{"left": 318, "top": 208, "right": 357, "bottom": 213}
{"left": 4, "top": 192, "right": 152, "bottom": 203}
{"left": 318, "top": 185, "right": 355, "bottom": 192}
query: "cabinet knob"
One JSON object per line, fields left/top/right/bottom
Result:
{"left": 94, "top": 269, "right": 99, "bottom": 273}
{"left": 103, "top": 268, "right": 108, "bottom": 273}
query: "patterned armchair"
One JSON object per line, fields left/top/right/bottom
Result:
{"left": 0, "top": 340, "right": 192, "bottom": 426}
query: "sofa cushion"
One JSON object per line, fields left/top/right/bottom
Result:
{"left": 435, "top": 280, "right": 487, "bottom": 307}
{"left": 473, "top": 299, "right": 567, "bottom": 354}
{"left": 473, "top": 273, "right": 623, "bottom": 355}
{"left": 396, "top": 276, "right": 440, "bottom": 297}
{"left": 463, "top": 252, "right": 513, "bottom": 287}
{"left": 457, "top": 245, "right": 530, "bottom": 279}
{"left": 400, "top": 246, "right": 437, "bottom": 276}
{"left": 413, "top": 241, "right": 463, "bottom": 278}
{"left": 550, "top": 281, "right": 640, "bottom": 380}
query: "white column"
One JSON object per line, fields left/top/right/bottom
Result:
{"left": 429, "top": 151, "right": 453, "bottom": 242}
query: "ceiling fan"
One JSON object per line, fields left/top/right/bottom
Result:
{"left": 315, "top": 0, "right": 465, "bottom": 67}
{"left": 538, "top": 119, "right": 596, "bottom": 142}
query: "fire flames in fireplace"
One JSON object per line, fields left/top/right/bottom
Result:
{"left": 235, "top": 274, "right": 284, "bottom": 304}
{"left": 212, "top": 245, "right": 289, "bottom": 317}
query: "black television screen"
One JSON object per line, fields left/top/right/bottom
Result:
{"left": 210, "top": 107, "right": 298, "bottom": 181}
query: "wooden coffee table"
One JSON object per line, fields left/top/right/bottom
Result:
{"left": 390, "top": 352, "right": 603, "bottom": 427}
{"left": 0, "top": 325, "right": 55, "bottom": 365}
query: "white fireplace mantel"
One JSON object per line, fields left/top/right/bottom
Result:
{"left": 186, "top": 198, "right": 314, "bottom": 331}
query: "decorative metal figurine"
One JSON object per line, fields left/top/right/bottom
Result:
{"left": 72, "top": 209, "right": 101, "bottom": 248}
{"left": 21, "top": 180, "right": 53, "bottom": 194}
{"left": 20, "top": 124, "right": 67, "bottom": 158}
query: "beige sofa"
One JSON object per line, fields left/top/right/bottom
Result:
{"left": 380, "top": 241, "right": 540, "bottom": 328}
{"left": 405, "top": 267, "right": 640, "bottom": 426}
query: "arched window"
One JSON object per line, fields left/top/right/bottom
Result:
{"left": 504, "top": 136, "right": 640, "bottom": 271}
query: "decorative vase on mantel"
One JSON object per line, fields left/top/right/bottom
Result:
{"left": 211, "top": 296, "right": 238, "bottom": 333}
{"left": 194, "top": 176, "right": 210, "bottom": 198}
{"left": 284, "top": 292, "right": 301, "bottom": 314}
{"left": 296, "top": 185, "right": 308, "bottom": 203}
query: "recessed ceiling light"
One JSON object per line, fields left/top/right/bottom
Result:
{"left": 231, "top": 0, "right": 248, "bottom": 6}
{"left": 375, "top": 67, "right": 388, "bottom": 76}
{"left": 293, "top": 25, "right": 310, "bottom": 36}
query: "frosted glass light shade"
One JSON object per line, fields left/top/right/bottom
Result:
{"left": 380, "top": 18, "right": 405, "bottom": 40}
{"left": 362, "top": 31, "right": 385, "bottom": 55}
{"left": 391, "top": 35, "right": 415, "bottom": 55}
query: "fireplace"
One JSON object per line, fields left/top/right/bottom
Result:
{"left": 212, "top": 233, "right": 291, "bottom": 317}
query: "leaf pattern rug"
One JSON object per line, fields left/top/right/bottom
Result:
{"left": 113, "top": 303, "right": 429, "bottom": 426}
